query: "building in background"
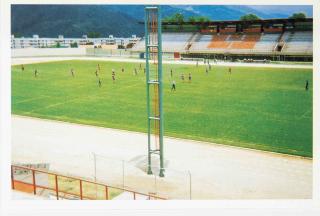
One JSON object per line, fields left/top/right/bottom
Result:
{"left": 11, "top": 34, "right": 140, "bottom": 49}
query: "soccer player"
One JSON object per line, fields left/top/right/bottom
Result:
{"left": 170, "top": 69, "right": 173, "bottom": 78}
{"left": 171, "top": 80, "right": 176, "bottom": 92}
{"left": 305, "top": 80, "right": 309, "bottom": 91}
{"left": 70, "top": 68, "right": 74, "bottom": 77}
{"left": 122, "top": 67, "right": 124, "bottom": 73}
{"left": 188, "top": 73, "right": 192, "bottom": 82}
{"left": 181, "top": 73, "right": 185, "bottom": 82}
{"left": 34, "top": 69, "right": 38, "bottom": 78}
{"left": 139, "top": 63, "right": 142, "bottom": 70}
{"left": 98, "top": 78, "right": 102, "bottom": 87}
{"left": 229, "top": 67, "right": 232, "bottom": 74}
{"left": 112, "top": 74, "right": 115, "bottom": 83}
{"left": 21, "top": 64, "right": 25, "bottom": 71}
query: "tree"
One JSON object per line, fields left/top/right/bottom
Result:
{"left": 188, "top": 16, "right": 196, "bottom": 22}
{"left": 289, "top": 12, "right": 306, "bottom": 19}
{"left": 12, "top": 32, "right": 23, "bottom": 38}
{"left": 163, "top": 12, "right": 184, "bottom": 24}
{"left": 70, "top": 42, "right": 78, "bottom": 48}
{"left": 87, "top": 32, "right": 101, "bottom": 38}
{"left": 173, "top": 13, "right": 184, "bottom": 24}
{"left": 187, "top": 16, "right": 211, "bottom": 23}
{"left": 240, "top": 13, "right": 260, "bottom": 21}
{"left": 163, "top": 16, "right": 171, "bottom": 22}
{"left": 196, "top": 16, "right": 210, "bottom": 23}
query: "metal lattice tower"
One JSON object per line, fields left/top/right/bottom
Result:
{"left": 145, "top": 6, "right": 164, "bottom": 177}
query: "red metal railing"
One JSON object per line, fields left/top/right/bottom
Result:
{"left": 11, "top": 165, "right": 166, "bottom": 200}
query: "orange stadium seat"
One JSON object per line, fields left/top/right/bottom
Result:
{"left": 230, "top": 34, "right": 261, "bottom": 49}
{"left": 207, "top": 34, "right": 230, "bottom": 49}
{"left": 229, "top": 34, "right": 242, "bottom": 40}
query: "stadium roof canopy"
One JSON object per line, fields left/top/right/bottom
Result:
{"left": 139, "top": 18, "right": 313, "bottom": 26}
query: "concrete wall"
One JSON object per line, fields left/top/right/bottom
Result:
{"left": 12, "top": 48, "right": 87, "bottom": 57}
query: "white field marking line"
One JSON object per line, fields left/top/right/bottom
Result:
{"left": 12, "top": 95, "right": 50, "bottom": 104}
{"left": 22, "top": 94, "right": 97, "bottom": 114}
{"left": 107, "top": 74, "right": 145, "bottom": 91}
{"left": 116, "top": 82, "right": 141, "bottom": 90}
{"left": 299, "top": 109, "right": 312, "bottom": 120}
{"left": 15, "top": 76, "right": 141, "bottom": 114}
{"left": 21, "top": 88, "right": 138, "bottom": 116}
{"left": 12, "top": 114, "right": 312, "bottom": 161}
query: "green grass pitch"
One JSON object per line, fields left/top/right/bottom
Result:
{"left": 12, "top": 60, "right": 313, "bottom": 157}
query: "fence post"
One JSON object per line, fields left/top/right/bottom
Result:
{"left": 32, "top": 170, "right": 36, "bottom": 195}
{"left": 122, "top": 160, "right": 125, "bottom": 190}
{"left": 92, "top": 152, "right": 98, "bottom": 199}
{"left": 93, "top": 152, "right": 97, "bottom": 182}
{"left": 55, "top": 175, "right": 59, "bottom": 200}
{"left": 188, "top": 170, "right": 192, "bottom": 200}
{"left": 105, "top": 186, "right": 109, "bottom": 200}
{"left": 154, "top": 174, "right": 157, "bottom": 195}
{"left": 79, "top": 180, "right": 83, "bottom": 200}
{"left": 11, "top": 166, "right": 15, "bottom": 190}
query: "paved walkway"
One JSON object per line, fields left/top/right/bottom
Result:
{"left": 12, "top": 116, "right": 312, "bottom": 199}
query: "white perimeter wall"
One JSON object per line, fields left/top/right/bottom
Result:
{"left": 12, "top": 48, "right": 87, "bottom": 57}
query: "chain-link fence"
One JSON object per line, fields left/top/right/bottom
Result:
{"left": 92, "top": 153, "right": 192, "bottom": 199}
{"left": 86, "top": 48, "right": 137, "bottom": 58}
{"left": 86, "top": 48, "right": 176, "bottom": 60}
{"left": 12, "top": 153, "right": 192, "bottom": 200}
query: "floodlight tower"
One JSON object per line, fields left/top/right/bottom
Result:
{"left": 145, "top": 6, "right": 164, "bottom": 177}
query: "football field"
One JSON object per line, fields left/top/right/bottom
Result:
{"left": 11, "top": 60, "right": 313, "bottom": 157}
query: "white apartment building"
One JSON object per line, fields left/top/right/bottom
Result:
{"left": 11, "top": 34, "right": 140, "bottom": 49}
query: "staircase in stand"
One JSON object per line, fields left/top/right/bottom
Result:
{"left": 185, "top": 32, "right": 200, "bottom": 52}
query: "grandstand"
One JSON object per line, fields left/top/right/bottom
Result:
{"left": 254, "top": 33, "right": 280, "bottom": 52}
{"left": 281, "top": 31, "right": 313, "bottom": 54}
{"left": 133, "top": 18, "right": 313, "bottom": 61}
{"left": 132, "top": 32, "right": 194, "bottom": 52}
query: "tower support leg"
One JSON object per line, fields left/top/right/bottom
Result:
{"left": 145, "top": 6, "right": 164, "bottom": 178}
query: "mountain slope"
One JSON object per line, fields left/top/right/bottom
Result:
{"left": 174, "top": 5, "right": 312, "bottom": 20}
{"left": 247, "top": 5, "right": 312, "bottom": 17}
{"left": 11, "top": 5, "right": 199, "bottom": 38}
{"left": 11, "top": 5, "right": 313, "bottom": 38}
{"left": 11, "top": 5, "right": 145, "bottom": 37}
